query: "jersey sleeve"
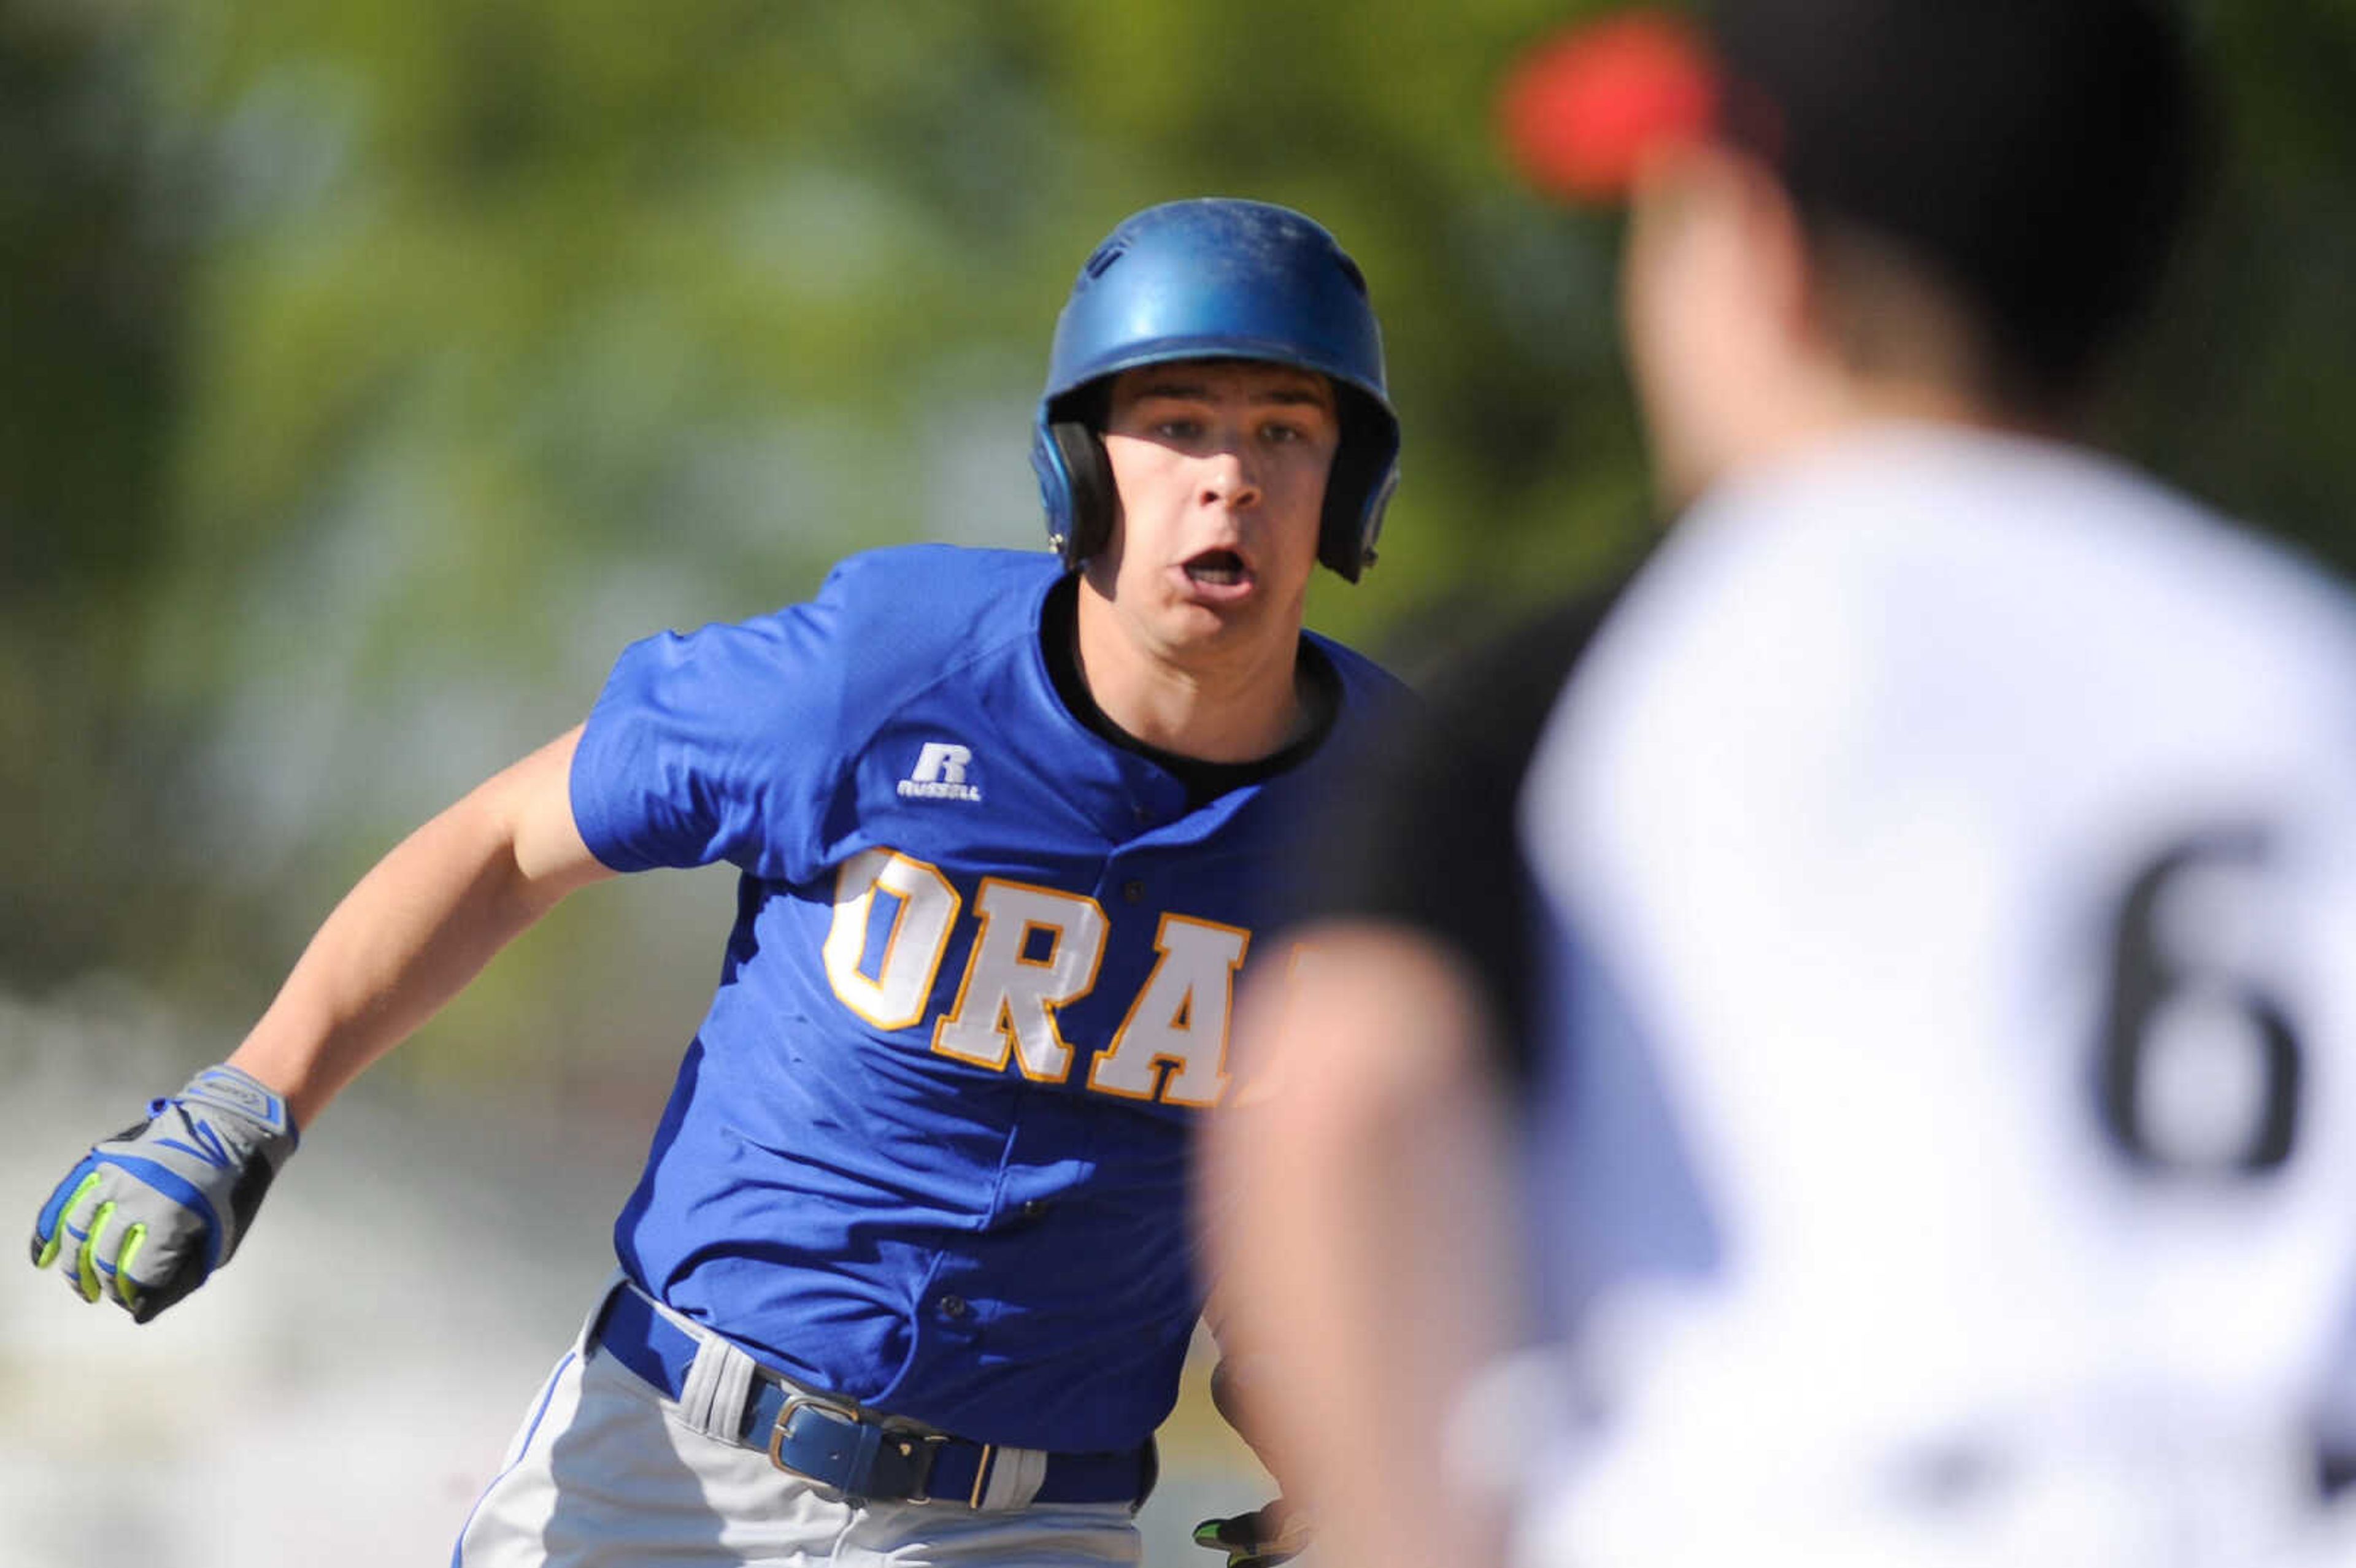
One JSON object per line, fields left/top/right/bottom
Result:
{"left": 569, "top": 574, "right": 854, "bottom": 881}
{"left": 1287, "top": 588, "right": 1630, "bottom": 1082}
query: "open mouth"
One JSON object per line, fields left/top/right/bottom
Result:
{"left": 1182, "top": 548, "right": 1250, "bottom": 588}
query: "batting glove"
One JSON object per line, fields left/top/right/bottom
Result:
{"left": 29, "top": 1064, "right": 298, "bottom": 1323}
{"left": 1193, "top": 1499, "right": 1313, "bottom": 1568}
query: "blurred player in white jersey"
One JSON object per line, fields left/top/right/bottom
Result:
{"left": 1205, "top": 2, "right": 2356, "bottom": 1566}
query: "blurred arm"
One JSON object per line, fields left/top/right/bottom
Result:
{"left": 1203, "top": 921, "right": 1525, "bottom": 1568}
{"left": 225, "top": 724, "right": 615, "bottom": 1129}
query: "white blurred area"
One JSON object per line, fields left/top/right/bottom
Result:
{"left": 0, "top": 986, "right": 1271, "bottom": 1567}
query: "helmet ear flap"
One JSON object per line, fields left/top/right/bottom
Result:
{"left": 1317, "top": 387, "right": 1397, "bottom": 582}
{"left": 1048, "top": 420, "right": 1117, "bottom": 567}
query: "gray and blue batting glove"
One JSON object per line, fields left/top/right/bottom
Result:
{"left": 29, "top": 1064, "right": 298, "bottom": 1323}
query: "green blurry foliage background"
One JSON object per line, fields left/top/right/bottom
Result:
{"left": 4, "top": 0, "right": 2351, "bottom": 1112}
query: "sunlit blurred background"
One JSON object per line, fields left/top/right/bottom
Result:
{"left": 3, "top": 2, "right": 2352, "bottom": 1563}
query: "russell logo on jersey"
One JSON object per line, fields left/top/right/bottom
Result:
{"left": 898, "top": 742, "right": 982, "bottom": 804}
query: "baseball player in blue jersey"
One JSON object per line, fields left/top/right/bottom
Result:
{"left": 28, "top": 197, "right": 1402, "bottom": 1567}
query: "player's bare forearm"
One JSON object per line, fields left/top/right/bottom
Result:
{"left": 1205, "top": 923, "right": 1522, "bottom": 1568}
{"left": 226, "top": 725, "right": 614, "bottom": 1128}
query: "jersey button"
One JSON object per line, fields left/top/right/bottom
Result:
{"left": 1121, "top": 880, "right": 1145, "bottom": 904}
{"left": 1132, "top": 804, "right": 1153, "bottom": 824}
{"left": 1018, "top": 1199, "right": 1050, "bottom": 1220}
{"left": 937, "top": 1294, "right": 969, "bottom": 1320}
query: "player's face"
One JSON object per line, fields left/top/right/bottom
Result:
{"left": 1090, "top": 360, "right": 1338, "bottom": 662}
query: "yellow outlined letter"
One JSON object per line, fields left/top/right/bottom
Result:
{"left": 823, "top": 848, "right": 961, "bottom": 1031}
{"left": 1090, "top": 914, "right": 1249, "bottom": 1106}
{"left": 932, "top": 878, "right": 1107, "bottom": 1081}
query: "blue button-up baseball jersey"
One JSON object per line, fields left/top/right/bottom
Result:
{"left": 569, "top": 543, "right": 1401, "bottom": 1452}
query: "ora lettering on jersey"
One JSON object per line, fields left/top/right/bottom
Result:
{"left": 822, "top": 845, "right": 1247, "bottom": 1108}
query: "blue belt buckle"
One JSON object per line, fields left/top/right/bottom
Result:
{"left": 768, "top": 1389, "right": 951, "bottom": 1504}
{"left": 767, "top": 1390, "right": 866, "bottom": 1489}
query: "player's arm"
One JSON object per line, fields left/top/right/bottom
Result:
{"left": 1194, "top": 591, "right": 1634, "bottom": 1567}
{"left": 29, "top": 725, "right": 615, "bottom": 1320}
{"left": 1202, "top": 923, "right": 1523, "bottom": 1568}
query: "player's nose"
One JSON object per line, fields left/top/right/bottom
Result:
{"left": 1197, "top": 445, "right": 1260, "bottom": 510}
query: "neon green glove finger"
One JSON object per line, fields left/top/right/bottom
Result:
{"left": 115, "top": 1223, "right": 148, "bottom": 1314}
{"left": 75, "top": 1201, "right": 119, "bottom": 1304}
{"left": 34, "top": 1171, "right": 101, "bottom": 1269}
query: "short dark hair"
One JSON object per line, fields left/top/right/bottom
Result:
{"left": 1712, "top": 0, "right": 2203, "bottom": 404}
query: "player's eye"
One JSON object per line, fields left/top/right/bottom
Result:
{"left": 1263, "top": 415, "right": 1333, "bottom": 448}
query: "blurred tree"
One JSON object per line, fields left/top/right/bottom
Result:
{"left": 0, "top": 3, "right": 196, "bottom": 988}
{"left": 2108, "top": 0, "right": 2356, "bottom": 566}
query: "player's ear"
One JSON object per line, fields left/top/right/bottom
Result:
{"left": 1709, "top": 147, "right": 1813, "bottom": 347}
{"left": 1622, "top": 143, "right": 1818, "bottom": 509}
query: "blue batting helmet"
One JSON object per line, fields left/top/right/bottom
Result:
{"left": 1030, "top": 199, "right": 1401, "bottom": 582}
